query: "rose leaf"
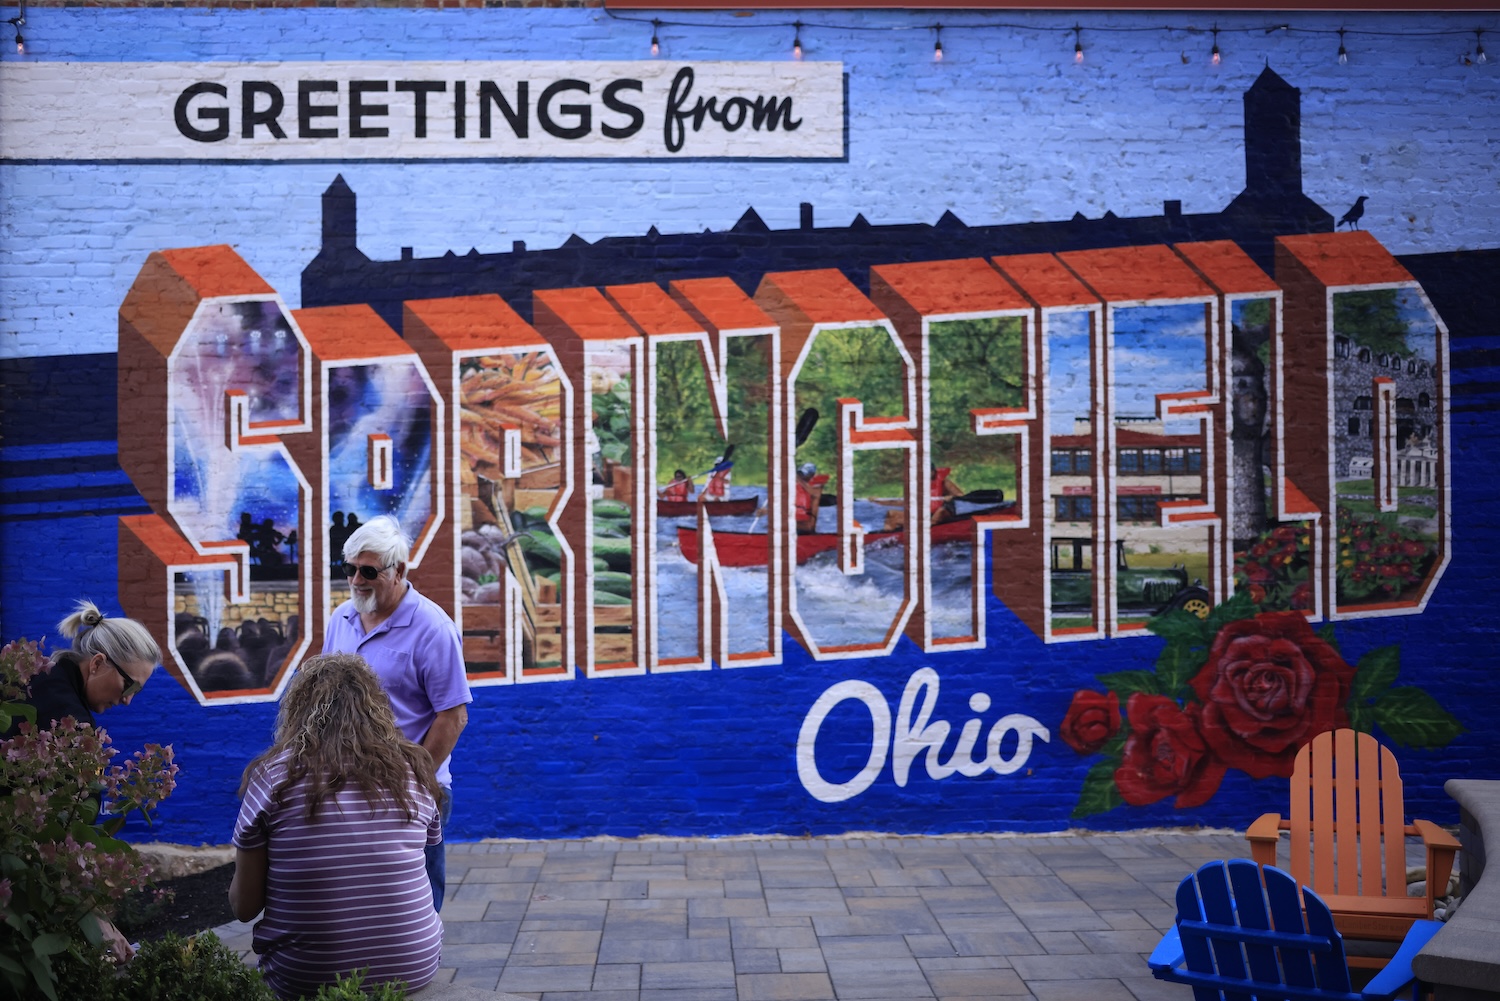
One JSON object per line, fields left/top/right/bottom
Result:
{"left": 1095, "top": 670, "right": 1164, "bottom": 699}
{"left": 1347, "top": 700, "right": 1376, "bottom": 735}
{"left": 1155, "top": 641, "right": 1208, "bottom": 698}
{"left": 1350, "top": 645, "right": 1399, "bottom": 705}
{"left": 1204, "top": 590, "right": 1257, "bottom": 634}
{"left": 1070, "top": 758, "right": 1124, "bottom": 819}
{"left": 1148, "top": 610, "right": 1209, "bottom": 646}
{"left": 1372, "top": 687, "right": 1466, "bottom": 748}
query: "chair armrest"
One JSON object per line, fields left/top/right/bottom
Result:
{"left": 1246, "top": 813, "right": 1284, "bottom": 868}
{"left": 1410, "top": 819, "right": 1459, "bottom": 914}
{"left": 1147, "top": 924, "right": 1184, "bottom": 974}
{"left": 1359, "top": 919, "right": 1442, "bottom": 1001}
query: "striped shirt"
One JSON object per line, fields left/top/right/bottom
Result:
{"left": 233, "top": 753, "right": 443, "bottom": 1000}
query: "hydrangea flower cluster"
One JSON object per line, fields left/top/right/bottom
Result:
{"left": 1, "top": 637, "right": 179, "bottom": 1001}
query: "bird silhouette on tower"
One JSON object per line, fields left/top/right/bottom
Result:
{"left": 1339, "top": 195, "right": 1368, "bottom": 230}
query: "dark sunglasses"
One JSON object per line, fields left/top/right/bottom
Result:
{"left": 106, "top": 656, "right": 143, "bottom": 699}
{"left": 341, "top": 561, "right": 396, "bottom": 581}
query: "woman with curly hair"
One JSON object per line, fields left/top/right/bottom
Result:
{"left": 229, "top": 653, "right": 443, "bottom": 999}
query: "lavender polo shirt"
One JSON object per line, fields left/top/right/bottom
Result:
{"left": 323, "top": 582, "right": 472, "bottom": 787}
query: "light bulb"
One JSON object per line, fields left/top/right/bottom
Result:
{"left": 1211, "top": 45, "right": 1221, "bottom": 65}
{"left": 650, "top": 21, "right": 660, "bottom": 58}
{"left": 1477, "top": 32, "right": 1488, "bottom": 64}
{"left": 933, "top": 27, "right": 943, "bottom": 63}
{"left": 1338, "top": 30, "right": 1348, "bottom": 65}
{"left": 792, "top": 22, "right": 803, "bottom": 60}
{"left": 14, "top": 33, "right": 22, "bottom": 55}
{"left": 1075, "top": 42, "right": 1084, "bottom": 64}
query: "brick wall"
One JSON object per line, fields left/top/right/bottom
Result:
{"left": 2, "top": 6, "right": 1497, "bottom": 845}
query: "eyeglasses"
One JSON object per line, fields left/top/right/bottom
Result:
{"left": 341, "top": 561, "right": 396, "bottom": 581}
{"left": 106, "top": 657, "right": 143, "bottom": 700}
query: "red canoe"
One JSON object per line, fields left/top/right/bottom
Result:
{"left": 676, "top": 506, "right": 1012, "bottom": 567}
{"left": 656, "top": 495, "right": 759, "bottom": 518}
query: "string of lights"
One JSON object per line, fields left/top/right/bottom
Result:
{"left": 603, "top": 8, "right": 1498, "bottom": 67}
{"left": 2, "top": 3, "right": 1492, "bottom": 67}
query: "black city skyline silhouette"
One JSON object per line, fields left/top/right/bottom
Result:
{"left": 303, "top": 66, "right": 1334, "bottom": 329}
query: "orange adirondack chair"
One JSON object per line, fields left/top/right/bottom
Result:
{"left": 1246, "top": 728, "right": 1459, "bottom": 966}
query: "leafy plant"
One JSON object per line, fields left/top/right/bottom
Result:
{"left": 0, "top": 638, "right": 179, "bottom": 1001}
{"left": 118, "top": 932, "right": 275, "bottom": 1001}
{"left": 305, "top": 967, "right": 411, "bottom": 1000}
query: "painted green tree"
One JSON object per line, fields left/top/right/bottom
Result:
{"left": 654, "top": 336, "right": 771, "bottom": 485}
{"left": 928, "top": 317, "right": 1025, "bottom": 495}
{"left": 794, "top": 325, "right": 907, "bottom": 494}
{"left": 1334, "top": 289, "right": 1408, "bottom": 357}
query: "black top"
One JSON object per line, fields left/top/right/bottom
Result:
{"left": 3, "top": 654, "right": 95, "bottom": 738}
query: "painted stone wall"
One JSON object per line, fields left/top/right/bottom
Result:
{"left": 1, "top": 5, "right": 1497, "bottom": 846}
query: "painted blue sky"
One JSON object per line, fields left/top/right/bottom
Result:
{"left": 1, "top": 8, "right": 1496, "bottom": 358}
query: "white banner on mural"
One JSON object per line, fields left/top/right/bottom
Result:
{"left": 0, "top": 60, "right": 845, "bottom": 160}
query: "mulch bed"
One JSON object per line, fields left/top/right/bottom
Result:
{"left": 113, "top": 863, "right": 239, "bottom": 943}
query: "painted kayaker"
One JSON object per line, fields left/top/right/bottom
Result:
{"left": 660, "top": 469, "right": 693, "bottom": 502}
{"left": 930, "top": 465, "right": 965, "bottom": 525}
{"left": 703, "top": 455, "right": 734, "bottom": 501}
{"left": 796, "top": 462, "right": 829, "bottom": 533}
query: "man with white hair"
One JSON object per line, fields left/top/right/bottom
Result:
{"left": 323, "top": 514, "right": 471, "bottom": 911}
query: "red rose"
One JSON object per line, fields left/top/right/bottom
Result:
{"left": 1114, "top": 695, "right": 1225, "bottom": 808}
{"left": 1190, "top": 611, "right": 1355, "bottom": 779}
{"left": 1059, "top": 690, "right": 1120, "bottom": 755}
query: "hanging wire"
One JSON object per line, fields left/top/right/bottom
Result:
{"left": 598, "top": 8, "right": 1498, "bottom": 68}
{"left": 7, "top": 0, "right": 25, "bottom": 56}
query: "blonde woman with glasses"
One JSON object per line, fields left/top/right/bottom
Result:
{"left": 3, "top": 598, "right": 160, "bottom": 737}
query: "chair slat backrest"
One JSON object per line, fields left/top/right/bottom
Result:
{"left": 1292, "top": 729, "right": 1406, "bottom": 898}
{"left": 1173, "top": 860, "right": 1355, "bottom": 1001}
{"left": 1229, "top": 859, "right": 1283, "bottom": 988}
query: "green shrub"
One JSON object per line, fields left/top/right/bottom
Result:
{"left": 118, "top": 932, "right": 275, "bottom": 1001}
{"left": 303, "top": 968, "right": 410, "bottom": 1000}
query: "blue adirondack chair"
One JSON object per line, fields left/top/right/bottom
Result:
{"left": 1148, "top": 859, "right": 1442, "bottom": 1001}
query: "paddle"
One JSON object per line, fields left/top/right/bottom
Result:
{"left": 794, "top": 407, "right": 819, "bottom": 448}
{"left": 690, "top": 442, "right": 736, "bottom": 480}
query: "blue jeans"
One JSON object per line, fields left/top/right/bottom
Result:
{"left": 426, "top": 786, "right": 452, "bottom": 912}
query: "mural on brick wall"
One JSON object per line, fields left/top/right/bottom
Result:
{"left": 0, "top": 8, "right": 1493, "bottom": 842}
